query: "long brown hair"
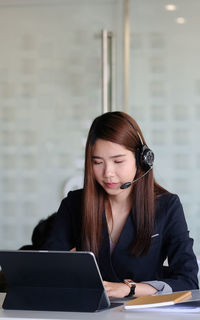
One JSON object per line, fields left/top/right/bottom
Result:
{"left": 82, "top": 111, "right": 167, "bottom": 256}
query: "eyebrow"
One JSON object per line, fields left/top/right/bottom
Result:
{"left": 92, "top": 154, "right": 127, "bottom": 159}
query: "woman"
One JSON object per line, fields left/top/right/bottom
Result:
{"left": 42, "top": 111, "right": 199, "bottom": 298}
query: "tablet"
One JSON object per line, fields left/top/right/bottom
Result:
{"left": 0, "top": 250, "right": 111, "bottom": 312}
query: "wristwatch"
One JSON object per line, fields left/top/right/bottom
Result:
{"left": 123, "top": 279, "right": 136, "bottom": 297}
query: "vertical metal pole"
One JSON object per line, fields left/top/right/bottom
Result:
{"left": 102, "top": 30, "right": 108, "bottom": 113}
{"left": 124, "top": 0, "right": 130, "bottom": 113}
{"left": 101, "top": 30, "right": 113, "bottom": 113}
{"left": 107, "top": 31, "right": 113, "bottom": 112}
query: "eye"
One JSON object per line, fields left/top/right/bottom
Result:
{"left": 93, "top": 160, "right": 103, "bottom": 165}
{"left": 114, "top": 160, "right": 124, "bottom": 164}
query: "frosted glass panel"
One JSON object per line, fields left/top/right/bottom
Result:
{"left": 129, "top": 0, "right": 200, "bottom": 256}
{"left": 0, "top": 0, "right": 123, "bottom": 249}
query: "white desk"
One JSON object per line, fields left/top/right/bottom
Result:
{"left": 0, "top": 291, "right": 200, "bottom": 320}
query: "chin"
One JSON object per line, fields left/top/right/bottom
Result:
{"left": 104, "top": 188, "right": 121, "bottom": 195}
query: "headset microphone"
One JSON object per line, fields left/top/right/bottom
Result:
{"left": 120, "top": 167, "right": 153, "bottom": 189}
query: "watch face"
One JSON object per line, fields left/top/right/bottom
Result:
{"left": 124, "top": 279, "right": 135, "bottom": 287}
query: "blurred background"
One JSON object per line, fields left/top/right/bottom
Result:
{"left": 0, "top": 0, "right": 199, "bottom": 260}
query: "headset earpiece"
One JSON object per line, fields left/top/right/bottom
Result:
{"left": 115, "top": 112, "right": 155, "bottom": 170}
{"left": 140, "top": 145, "right": 154, "bottom": 169}
{"left": 136, "top": 145, "right": 154, "bottom": 169}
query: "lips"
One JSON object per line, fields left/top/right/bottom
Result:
{"left": 104, "top": 182, "right": 118, "bottom": 189}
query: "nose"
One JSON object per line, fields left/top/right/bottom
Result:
{"left": 104, "top": 162, "right": 114, "bottom": 178}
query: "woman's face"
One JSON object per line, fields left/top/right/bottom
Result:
{"left": 92, "top": 139, "right": 137, "bottom": 197}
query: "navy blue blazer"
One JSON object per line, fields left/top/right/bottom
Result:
{"left": 42, "top": 189, "right": 199, "bottom": 291}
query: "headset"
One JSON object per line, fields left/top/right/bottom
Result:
{"left": 115, "top": 113, "right": 154, "bottom": 189}
{"left": 116, "top": 112, "right": 154, "bottom": 170}
{"left": 134, "top": 129, "right": 154, "bottom": 170}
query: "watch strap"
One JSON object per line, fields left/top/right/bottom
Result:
{"left": 123, "top": 279, "right": 136, "bottom": 297}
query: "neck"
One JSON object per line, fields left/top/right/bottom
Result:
{"left": 109, "top": 187, "right": 132, "bottom": 203}
{"left": 106, "top": 192, "right": 132, "bottom": 245}
{"left": 108, "top": 192, "right": 132, "bottom": 215}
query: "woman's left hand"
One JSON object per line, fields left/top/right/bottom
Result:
{"left": 103, "top": 281, "right": 130, "bottom": 298}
